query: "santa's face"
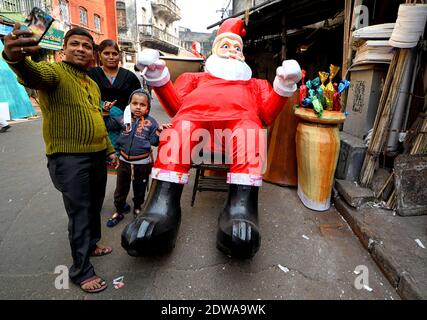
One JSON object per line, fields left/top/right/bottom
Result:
{"left": 215, "top": 38, "right": 245, "bottom": 62}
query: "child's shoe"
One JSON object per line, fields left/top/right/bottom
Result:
{"left": 123, "top": 203, "right": 131, "bottom": 214}
{"left": 107, "top": 212, "right": 125, "bottom": 227}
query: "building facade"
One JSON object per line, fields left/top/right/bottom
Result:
{"left": 0, "top": 0, "right": 49, "bottom": 14}
{"left": 52, "top": 0, "right": 117, "bottom": 44}
{"left": 116, "top": 0, "right": 182, "bottom": 68}
{"left": 179, "top": 26, "right": 214, "bottom": 57}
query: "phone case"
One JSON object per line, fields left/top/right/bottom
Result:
{"left": 24, "top": 7, "right": 54, "bottom": 44}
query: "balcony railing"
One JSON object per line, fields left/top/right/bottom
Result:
{"left": 151, "top": 0, "right": 181, "bottom": 21}
{"left": 139, "top": 24, "right": 181, "bottom": 48}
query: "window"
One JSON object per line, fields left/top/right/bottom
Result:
{"left": 59, "top": 0, "right": 70, "bottom": 24}
{"left": 116, "top": 1, "right": 127, "bottom": 30}
{"left": 1, "top": 0, "right": 20, "bottom": 12}
{"left": 79, "top": 7, "right": 88, "bottom": 25}
{"left": 94, "top": 14, "right": 101, "bottom": 32}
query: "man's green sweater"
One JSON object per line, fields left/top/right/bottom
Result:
{"left": 3, "top": 55, "right": 115, "bottom": 156}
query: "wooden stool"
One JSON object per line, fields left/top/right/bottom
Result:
{"left": 191, "top": 163, "right": 230, "bottom": 206}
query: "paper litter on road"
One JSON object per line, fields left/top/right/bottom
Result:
{"left": 415, "top": 239, "right": 425, "bottom": 249}
{"left": 302, "top": 235, "right": 310, "bottom": 240}
{"left": 278, "top": 264, "right": 289, "bottom": 273}
{"left": 368, "top": 238, "right": 376, "bottom": 249}
{"left": 113, "top": 276, "right": 125, "bottom": 289}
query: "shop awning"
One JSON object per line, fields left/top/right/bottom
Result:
{"left": 0, "top": 11, "right": 26, "bottom": 24}
{"left": 207, "top": 0, "right": 344, "bottom": 39}
{"left": 0, "top": 11, "right": 25, "bottom": 36}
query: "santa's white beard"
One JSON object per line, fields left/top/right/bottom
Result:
{"left": 205, "top": 55, "right": 252, "bottom": 81}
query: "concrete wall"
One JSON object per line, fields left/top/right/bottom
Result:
{"left": 117, "top": 0, "right": 139, "bottom": 45}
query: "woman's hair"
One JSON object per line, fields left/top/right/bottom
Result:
{"left": 98, "top": 39, "right": 120, "bottom": 53}
{"left": 128, "top": 89, "right": 152, "bottom": 115}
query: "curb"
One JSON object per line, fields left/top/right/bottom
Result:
{"left": 334, "top": 197, "right": 425, "bottom": 300}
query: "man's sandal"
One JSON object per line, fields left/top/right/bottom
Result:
{"left": 91, "top": 245, "right": 113, "bottom": 257}
{"left": 80, "top": 276, "right": 108, "bottom": 293}
{"left": 106, "top": 212, "right": 124, "bottom": 228}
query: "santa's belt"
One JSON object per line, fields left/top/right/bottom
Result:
{"left": 120, "top": 150, "right": 151, "bottom": 161}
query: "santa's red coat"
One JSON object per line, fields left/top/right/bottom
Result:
{"left": 154, "top": 72, "right": 287, "bottom": 126}
{"left": 151, "top": 72, "right": 289, "bottom": 178}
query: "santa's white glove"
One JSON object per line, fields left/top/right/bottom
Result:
{"left": 273, "top": 59, "right": 302, "bottom": 97}
{"left": 136, "top": 49, "right": 170, "bottom": 87}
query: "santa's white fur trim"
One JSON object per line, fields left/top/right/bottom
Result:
{"left": 227, "top": 173, "right": 263, "bottom": 186}
{"left": 146, "top": 67, "right": 170, "bottom": 87}
{"left": 213, "top": 32, "right": 243, "bottom": 48}
{"left": 273, "top": 77, "right": 297, "bottom": 97}
{"left": 151, "top": 168, "right": 189, "bottom": 184}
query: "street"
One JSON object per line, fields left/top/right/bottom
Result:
{"left": 0, "top": 98, "right": 399, "bottom": 300}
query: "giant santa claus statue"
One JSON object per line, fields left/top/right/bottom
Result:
{"left": 122, "top": 18, "right": 301, "bottom": 259}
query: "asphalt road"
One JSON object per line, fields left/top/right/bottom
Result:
{"left": 0, "top": 98, "right": 399, "bottom": 300}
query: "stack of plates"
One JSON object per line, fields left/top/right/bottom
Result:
{"left": 353, "top": 23, "right": 395, "bottom": 40}
{"left": 353, "top": 40, "right": 394, "bottom": 64}
{"left": 389, "top": 4, "right": 427, "bottom": 48}
{"left": 352, "top": 23, "right": 394, "bottom": 64}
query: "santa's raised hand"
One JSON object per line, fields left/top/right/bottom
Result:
{"left": 136, "top": 49, "right": 170, "bottom": 87}
{"left": 273, "top": 59, "right": 302, "bottom": 97}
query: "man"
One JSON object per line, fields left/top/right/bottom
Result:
{"left": 2, "top": 24, "right": 118, "bottom": 293}
{"left": 122, "top": 18, "right": 301, "bottom": 259}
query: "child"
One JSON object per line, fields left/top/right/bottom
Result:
{"left": 104, "top": 89, "right": 169, "bottom": 227}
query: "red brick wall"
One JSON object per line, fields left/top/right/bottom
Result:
{"left": 52, "top": 0, "right": 117, "bottom": 44}
{"left": 104, "top": 0, "right": 117, "bottom": 43}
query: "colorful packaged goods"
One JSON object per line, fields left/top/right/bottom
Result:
{"left": 298, "top": 64, "right": 350, "bottom": 117}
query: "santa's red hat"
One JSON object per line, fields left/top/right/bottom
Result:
{"left": 213, "top": 18, "right": 246, "bottom": 48}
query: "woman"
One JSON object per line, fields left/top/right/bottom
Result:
{"left": 88, "top": 39, "right": 141, "bottom": 151}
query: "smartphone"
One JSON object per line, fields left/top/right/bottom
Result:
{"left": 21, "top": 7, "right": 54, "bottom": 44}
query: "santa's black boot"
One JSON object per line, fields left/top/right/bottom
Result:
{"left": 216, "top": 184, "right": 261, "bottom": 259}
{"left": 121, "top": 179, "right": 183, "bottom": 256}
